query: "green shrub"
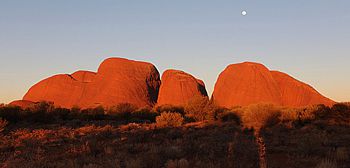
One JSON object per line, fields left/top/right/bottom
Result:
{"left": 156, "top": 112, "right": 184, "bottom": 127}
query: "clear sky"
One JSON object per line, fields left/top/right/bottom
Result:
{"left": 1, "top": 0, "right": 349, "bottom": 104}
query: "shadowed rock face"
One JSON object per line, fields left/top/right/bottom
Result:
{"left": 212, "top": 62, "right": 334, "bottom": 108}
{"left": 157, "top": 70, "right": 208, "bottom": 106}
{"left": 23, "top": 58, "right": 161, "bottom": 109}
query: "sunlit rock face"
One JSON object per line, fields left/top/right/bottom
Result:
{"left": 212, "top": 62, "right": 334, "bottom": 108}
{"left": 23, "top": 58, "right": 161, "bottom": 109}
{"left": 157, "top": 69, "right": 208, "bottom": 106}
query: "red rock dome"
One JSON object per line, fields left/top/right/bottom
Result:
{"left": 157, "top": 69, "right": 208, "bottom": 106}
{"left": 271, "top": 71, "right": 334, "bottom": 107}
{"left": 71, "top": 71, "right": 96, "bottom": 82}
{"left": 212, "top": 62, "right": 334, "bottom": 108}
{"left": 23, "top": 58, "right": 161, "bottom": 109}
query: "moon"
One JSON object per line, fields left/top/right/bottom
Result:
{"left": 241, "top": 10, "right": 247, "bottom": 16}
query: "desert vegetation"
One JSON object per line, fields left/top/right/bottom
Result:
{"left": 0, "top": 101, "right": 350, "bottom": 167}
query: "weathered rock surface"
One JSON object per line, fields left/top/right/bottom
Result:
{"left": 23, "top": 58, "right": 161, "bottom": 109}
{"left": 271, "top": 71, "right": 334, "bottom": 107}
{"left": 212, "top": 62, "right": 334, "bottom": 107}
{"left": 157, "top": 69, "right": 208, "bottom": 106}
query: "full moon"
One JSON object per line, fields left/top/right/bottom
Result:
{"left": 241, "top": 10, "right": 247, "bottom": 16}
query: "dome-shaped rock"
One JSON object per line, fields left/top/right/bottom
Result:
{"left": 23, "top": 58, "right": 161, "bottom": 109}
{"left": 271, "top": 71, "right": 334, "bottom": 107}
{"left": 157, "top": 69, "right": 208, "bottom": 106}
{"left": 212, "top": 62, "right": 334, "bottom": 108}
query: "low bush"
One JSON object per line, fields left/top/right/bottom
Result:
{"left": 242, "top": 104, "right": 281, "bottom": 130}
{"left": 155, "top": 104, "right": 184, "bottom": 114}
{"left": 156, "top": 112, "right": 184, "bottom": 128}
{"left": 184, "top": 96, "right": 214, "bottom": 121}
{"left": 331, "top": 103, "right": 350, "bottom": 118}
{"left": 0, "top": 106, "right": 22, "bottom": 122}
{"left": 107, "top": 103, "right": 137, "bottom": 120}
{"left": 80, "top": 106, "right": 106, "bottom": 120}
{"left": 131, "top": 107, "right": 158, "bottom": 122}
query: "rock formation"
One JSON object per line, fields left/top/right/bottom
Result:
{"left": 271, "top": 71, "right": 334, "bottom": 107}
{"left": 212, "top": 62, "right": 334, "bottom": 107}
{"left": 22, "top": 58, "right": 161, "bottom": 109}
{"left": 157, "top": 69, "right": 208, "bottom": 106}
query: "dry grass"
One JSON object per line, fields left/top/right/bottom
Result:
{"left": 0, "top": 121, "right": 258, "bottom": 168}
{"left": 1, "top": 101, "right": 350, "bottom": 167}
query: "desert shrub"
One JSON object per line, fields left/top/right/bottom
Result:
{"left": 331, "top": 103, "right": 349, "bottom": 112}
{"left": 71, "top": 106, "right": 81, "bottom": 113}
{"left": 218, "top": 112, "right": 241, "bottom": 124}
{"left": 19, "top": 101, "right": 57, "bottom": 123}
{"left": 30, "top": 101, "right": 55, "bottom": 113}
{"left": 107, "top": 103, "right": 137, "bottom": 120}
{"left": 156, "top": 112, "right": 184, "bottom": 127}
{"left": 155, "top": 104, "right": 184, "bottom": 114}
{"left": 165, "top": 159, "right": 189, "bottom": 168}
{"left": 0, "top": 118, "right": 8, "bottom": 133}
{"left": 81, "top": 106, "right": 105, "bottom": 120}
{"left": 242, "top": 104, "right": 281, "bottom": 130}
{"left": 51, "top": 107, "right": 71, "bottom": 120}
{"left": 0, "top": 106, "right": 22, "bottom": 122}
{"left": 215, "top": 108, "right": 241, "bottom": 124}
{"left": 130, "top": 107, "right": 158, "bottom": 122}
{"left": 310, "top": 104, "right": 331, "bottom": 120}
{"left": 279, "top": 107, "right": 298, "bottom": 122}
{"left": 331, "top": 103, "right": 350, "bottom": 119}
{"left": 184, "top": 96, "right": 214, "bottom": 121}
{"left": 298, "top": 106, "right": 317, "bottom": 121}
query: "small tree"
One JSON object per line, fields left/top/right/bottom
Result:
{"left": 156, "top": 112, "right": 184, "bottom": 127}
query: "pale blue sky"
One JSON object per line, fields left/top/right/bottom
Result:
{"left": 1, "top": 0, "right": 349, "bottom": 103}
